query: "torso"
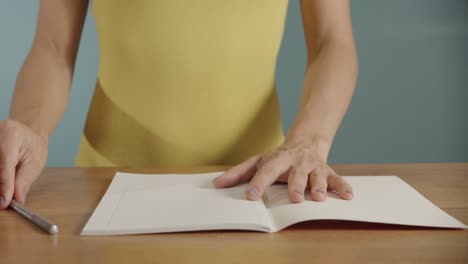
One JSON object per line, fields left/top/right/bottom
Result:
{"left": 76, "top": 0, "right": 288, "bottom": 166}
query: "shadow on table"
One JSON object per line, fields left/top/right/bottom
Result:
{"left": 287, "top": 220, "right": 461, "bottom": 230}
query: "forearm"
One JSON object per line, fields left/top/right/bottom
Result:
{"left": 10, "top": 45, "right": 73, "bottom": 141}
{"left": 284, "top": 42, "right": 358, "bottom": 160}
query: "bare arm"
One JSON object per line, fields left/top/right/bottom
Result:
{"left": 214, "top": 0, "right": 358, "bottom": 203}
{"left": 10, "top": 0, "right": 88, "bottom": 139}
{"left": 285, "top": 0, "right": 358, "bottom": 160}
{"left": 0, "top": 0, "right": 88, "bottom": 208}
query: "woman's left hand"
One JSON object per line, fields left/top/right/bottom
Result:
{"left": 213, "top": 140, "right": 353, "bottom": 203}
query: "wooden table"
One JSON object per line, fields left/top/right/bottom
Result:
{"left": 1, "top": 163, "right": 467, "bottom": 264}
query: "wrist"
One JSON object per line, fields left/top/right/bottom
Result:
{"left": 283, "top": 133, "right": 332, "bottom": 162}
{"left": 9, "top": 117, "right": 49, "bottom": 144}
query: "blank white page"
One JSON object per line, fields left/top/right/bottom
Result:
{"left": 266, "top": 176, "right": 467, "bottom": 231}
{"left": 81, "top": 172, "right": 270, "bottom": 235}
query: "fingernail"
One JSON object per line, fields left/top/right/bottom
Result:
{"left": 315, "top": 188, "right": 326, "bottom": 198}
{"left": 0, "top": 195, "right": 4, "bottom": 206}
{"left": 247, "top": 186, "right": 258, "bottom": 198}
{"left": 345, "top": 190, "right": 354, "bottom": 199}
{"left": 294, "top": 189, "right": 303, "bottom": 196}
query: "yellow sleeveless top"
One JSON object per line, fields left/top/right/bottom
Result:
{"left": 75, "top": 0, "right": 288, "bottom": 167}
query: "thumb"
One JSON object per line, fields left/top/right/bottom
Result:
{"left": 0, "top": 160, "right": 16, "bottom": 209}
{"left": 213, "top": 155, "right": 260, "bottom": 188}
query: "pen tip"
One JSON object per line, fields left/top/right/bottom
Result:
{"left": 50, "top": 225, "right": 59, "bottom": 235}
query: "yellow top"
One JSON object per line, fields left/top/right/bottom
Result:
{"left": 75, "top": 0, "right": 288, "bottom": 167}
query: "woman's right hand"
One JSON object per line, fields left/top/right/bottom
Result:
{"left": 0, "top": 119, "right": 48, "bottom": 209}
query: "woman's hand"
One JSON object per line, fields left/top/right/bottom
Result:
{"left": 213, "top": 139, "right": 353, "bottom": 203}
{"left": 0, "top": 119, "right": 48, "bottom": 209}
{"left": 216, "top": 0, "right": 358, "bottom": 203}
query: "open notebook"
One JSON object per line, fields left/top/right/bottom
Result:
{"left": 81, "top": 172, "right": 467, "bottom": 235}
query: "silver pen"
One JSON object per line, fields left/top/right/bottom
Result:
{"left": 9, "top": 199, "right": 59, "bottom": 235}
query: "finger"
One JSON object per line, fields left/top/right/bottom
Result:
{"left": 0, "top": 158, "right": 16, "bottom": 209}
{"left": 246, "top": 158, "right": 290, "bottom": 201}
{"left": 276, "top": 171, "right": 289, "bottom": 182}
{"left": 308, "top": 167, "right": 329, "bottom": 202}
{"left": 287, "top": 167, "right": 309, "bottom": 203}
{"left": 212, "top": 155, "right": 261, "bottom": 188}
{"left": 327, "top": 173, "right": 353, "bottom": 200}
{"left": 13, "top": 160, "right": 39, "bottom": 203}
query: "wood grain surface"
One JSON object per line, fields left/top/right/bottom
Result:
{"left": 1, "top": 163, "right": 467, "bottom": 264}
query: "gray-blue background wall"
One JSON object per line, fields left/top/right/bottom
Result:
{"left": 1, "top": 1, "right": 467, "bottom": 166}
